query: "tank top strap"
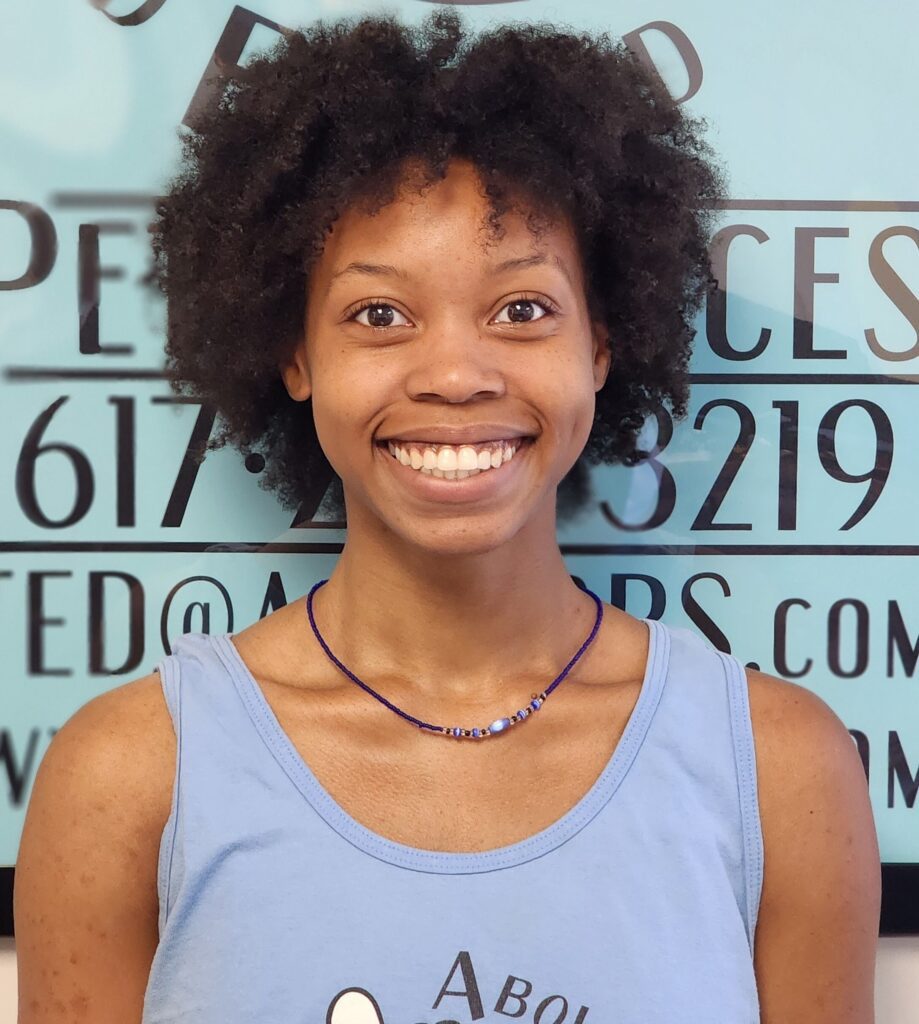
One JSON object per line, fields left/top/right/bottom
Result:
{"left": 647, "top": 623, "right": 765, "bottom": 954}
{"left": 713, "top": 643, "right": 765, "bottom": 952}
{"left": 152, "top": 631, "right": 267, "bottom": 935}
{"left": 154, "top": 631, "right": 258, "bottom": 744}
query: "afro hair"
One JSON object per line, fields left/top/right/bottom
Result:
{"left": 145, "top": 6, "right": 726, "bottom": 524}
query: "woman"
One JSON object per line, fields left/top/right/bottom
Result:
{"left": 14, "top": 9, "right": 880, "bottom": 1023}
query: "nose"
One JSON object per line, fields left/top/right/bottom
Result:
{"left": 403, "top": 322, "right": 507, "bottom": 403}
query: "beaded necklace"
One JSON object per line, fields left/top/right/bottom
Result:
{"left": 305, "top": 578, "right": 604, "bottom": 740}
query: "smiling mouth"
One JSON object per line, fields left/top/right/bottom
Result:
{"left": 379, "top": 437, "right": 532, "bottom": 479}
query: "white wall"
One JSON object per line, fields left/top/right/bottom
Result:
{"left": 0, "top": 937, "right": 917, "bottom": 1021}
{"left": 874, "top": 939, "right": 919, "bottom": 1023}
{"left": 0, "top": 942, "right": 17, "bottom": 1023}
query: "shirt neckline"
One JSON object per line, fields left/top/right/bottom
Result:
{"left": 213, "top": 616, "right": 670, "bottom": 874}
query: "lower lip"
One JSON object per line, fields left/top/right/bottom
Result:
{"left": 376, "top": 440, "right": 533, "bottom": 504}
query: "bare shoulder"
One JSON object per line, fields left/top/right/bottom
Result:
{"left": 54, "top": 669, "right": 177, "bottom": 831}
{"left": 16, "top": 667, "right": 178, "bottom": 905}
{"left": 743, "top": 667, "right": 881, "bottom": 1023}
{"left": 743, "top": 667, "right": 878, "bottom": 857}
{"left": 744, "top": 666, "right": 861, "bottom": 781}
{"left": 15, "top": 670, "right": 177, "bottom": 1022}
{"left": 86, "top": 667, "right": 179, "bottom": 827}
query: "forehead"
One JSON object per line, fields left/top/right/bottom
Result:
{"left": 311, "top": 158, "right": 583, "bottom": 293}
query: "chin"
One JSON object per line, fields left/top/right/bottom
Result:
{"left": 397, "top": 518, "right": 525, "bottom": 559}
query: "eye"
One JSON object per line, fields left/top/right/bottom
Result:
{"left": 344, "top": 293, "right": 560, "bottom": 330}
{"left": 492, "top": 295, "right": 559, "bottom": 325}
{"left": 347, "top": 301, "right": 411, "bottom": 330}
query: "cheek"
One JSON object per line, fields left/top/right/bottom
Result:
{"left": 307, "top": 377, "right": 358, "bottom": 467}
{"left": 555, "top": 397, "right": 599, "bottom": 470}
{"left": 542, "top": 358, "right": 598, "bottom": 435}
{"left": 308, "top": 365, "right": 388, "bottom": 469}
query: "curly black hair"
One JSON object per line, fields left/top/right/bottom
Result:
{"left": 146, "top": 6, "right": 726, "bottom": 524}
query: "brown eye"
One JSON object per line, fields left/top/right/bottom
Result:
{"left": 351, "top": 302, "right": 410, "bottom": 329}
{"left": 493, "top": 297, "right": 555, "bottom": 324}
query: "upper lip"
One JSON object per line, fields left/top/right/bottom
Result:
{"left": 378, "top": 425, "right": 535, "bottom": 445}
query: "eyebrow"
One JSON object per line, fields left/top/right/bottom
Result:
{"left": 328, "top": 253, "right": 574, "bottom": 288}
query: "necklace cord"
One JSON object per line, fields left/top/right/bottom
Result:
{"left": 305, "top": 578, "right": 604, "bottom": 739}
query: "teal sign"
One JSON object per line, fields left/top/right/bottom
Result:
{"left": 2, "top": 0, "right": 917, "bottom": 933}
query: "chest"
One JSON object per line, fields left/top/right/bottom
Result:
{"left": 256, "top": 676, "right": 643, "bottom": 852}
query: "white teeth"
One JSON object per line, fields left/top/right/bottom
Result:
{"left": 385, "top": 439, "right": 524, "bottom": 479}
{"left": 456, "top": 446, "right": 478, "bottom": 471}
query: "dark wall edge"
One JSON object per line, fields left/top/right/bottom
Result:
{"left": 1, "top": 863, "right": 918, "bottom": 938}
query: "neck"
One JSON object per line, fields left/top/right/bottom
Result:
{"left": 309, "top": 511, "right": 599, "bottom": 704}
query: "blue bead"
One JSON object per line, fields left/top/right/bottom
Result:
{"left": 452, "top": 727, "right": 462, "bottom": 737}
{"left": 489, "top": 717, "right": 511, "bottom": 733}
{"left": 518, "top": 709, "right": 527, "bottom": 718}
{"left": 530, "top": 699, "right": 540, "bottom": 711}
{"left": 472, "top": 728, "right": 480, "bottom": 737}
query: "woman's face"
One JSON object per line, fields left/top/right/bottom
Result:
{"left": 282, "top": 157, "right": 610, "bottom": 557}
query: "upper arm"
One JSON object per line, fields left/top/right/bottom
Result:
{"left": 747, "top": 668, "right": 882, "bottom": 1024}
{"left": 14, "top": 671, "right": 177, "bottom": 1024}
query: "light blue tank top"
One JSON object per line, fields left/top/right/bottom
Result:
{"left": 142, "top": 616, "right": 763, "bottom": 1024}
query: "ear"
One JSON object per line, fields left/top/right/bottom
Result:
{"left": 280, "top": 339, "right": 312, "bottom": 402}
{"left": 591, "top": 319, "right": 611, "bottom": 391}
